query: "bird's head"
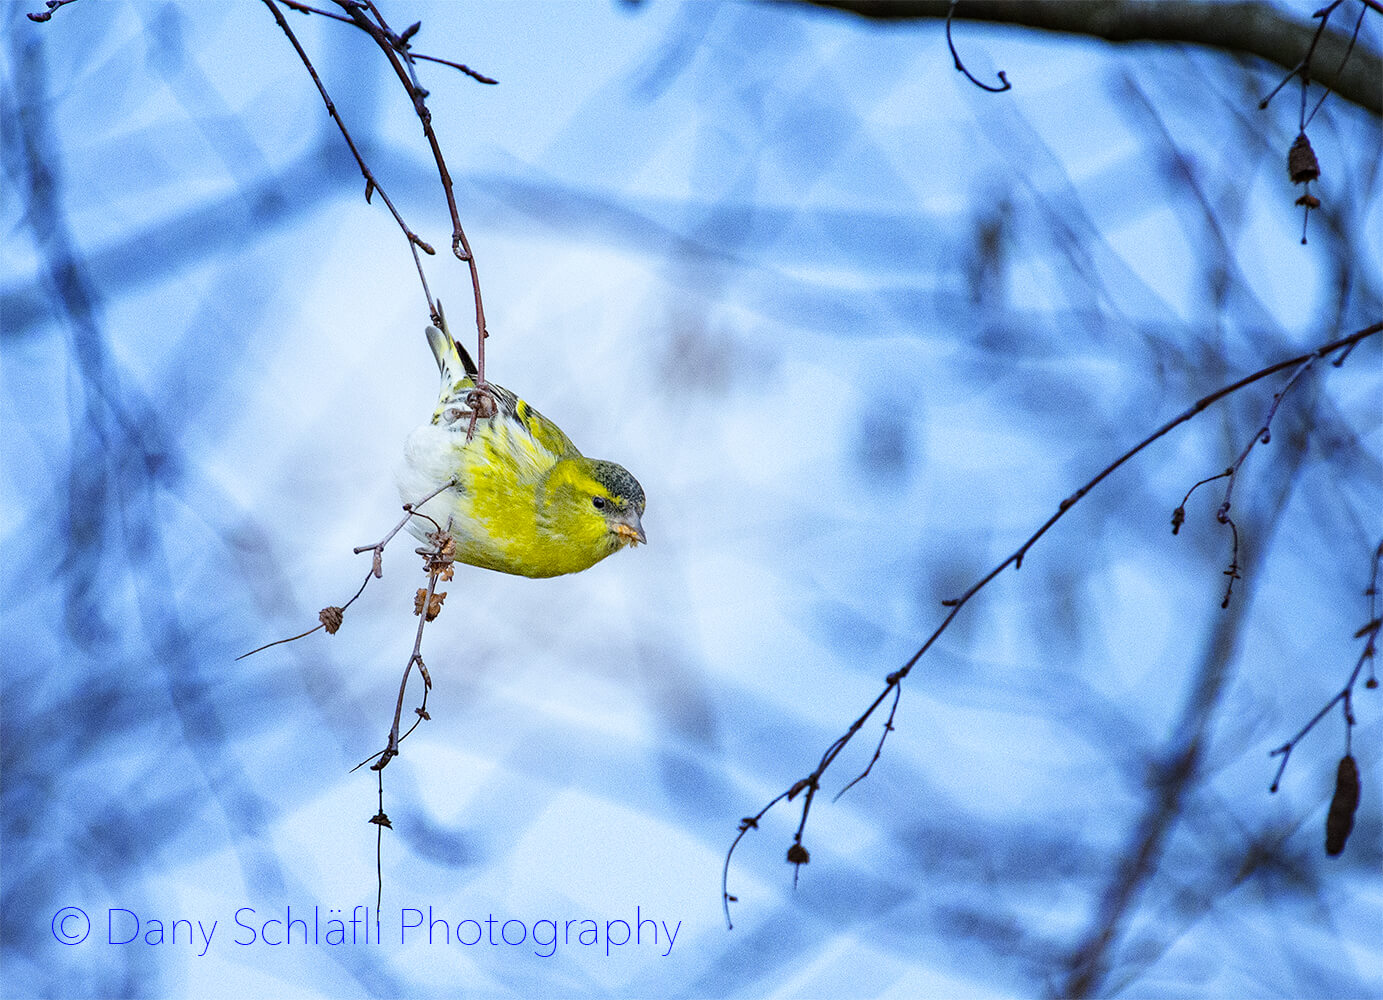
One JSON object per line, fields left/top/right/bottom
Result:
{"left": 541, "top": 458, "right": 646, "bottom": 562}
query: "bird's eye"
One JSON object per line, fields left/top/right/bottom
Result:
{"left": 592, "top": 496, "right": 607, "bottom": 510}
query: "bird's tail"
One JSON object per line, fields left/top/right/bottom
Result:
{"left": 426, "top": 302, "right": 479, "bottom": 392}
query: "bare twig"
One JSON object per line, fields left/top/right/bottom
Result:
{"left": 1304, "top": 1, "right": 1369, "bottom": 127}
{"left": 1257, "top": 0, "right": 1374, "bottom": 124}
{"left": 354, "top": 528, "right": 456, "bottom": 932}
{"left": 371, "top": 548, "right": 443, "bottom": 772}
{"left": 722, "top": 321, "right": 1381, "bottom": 928}
{"left": 946, "top": 0, "right": 1011, "bottom": 92}
{"left": 806, "top": 0, "right": 1382, "bottom": 114}
{"left": 1170, "top": 470, "right": 1232, "bottom": 535}
{"left": 352, "top": 476, "right": 458, "bottom": 573}
{"left": 834, "top": 680, "right": 902, "bottom": 802}
{"left": 1257, "top": 58, "right": 1306, "bottom": 110}
{"left": 25, "top": 0, "right": 80, "bottom": 22}
{"left": 1217, "top": 515, "right": 1242, "bottom": 609}
{"left": 1258, "top": 0, "right": 1344, "bottom": 111}
{"left": 409, "top": 50, "right": 498, "bottom": 84}
{"left": 262, "top": 0, "right": 440, "bottom": 317}
{"left": 277, "top": 0, "right": 499, "bottom": 83}
{"left": 353, "top": 525, "right": 456, "bottom": 774}
{"left": 333, "top": 0, "right": 494, "bottom": 390}
{"left": 1173, "top": 354, "right": 1320, "bottom": 608}
{"left": 234, "top": 568, "right": 372, "bottom": 660}
{"left": 237, "top": 477, "right": 457, "bottom": 661}
{"left": 1268, "top": 539, "right": 1383, "bottom": 791}
{"left": 264, "top": 0, "right": 497, "bottom": 390}
{"left": 370, "top": 765, "right": 390, "bottom": 940}
{"left": 1257, "top": 0, "right": 1375, "bottom": 242}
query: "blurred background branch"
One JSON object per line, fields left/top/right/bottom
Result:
{"left": 800, "top": 0, "right": 1382, "bottom": 113}
{"left": 2, "top": 2, "right": 1379, "bottom": 997}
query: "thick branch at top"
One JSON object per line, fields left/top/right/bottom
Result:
{"left": 798, "top": 0, "right": 1383, "bottom": 115}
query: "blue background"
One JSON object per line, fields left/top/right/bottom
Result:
{"left": 3, "top": 1, "right": 1380, "bottom": 997}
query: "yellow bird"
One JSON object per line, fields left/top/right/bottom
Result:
{"left": 397, "top": 319, "right": 646, "bottom": 577}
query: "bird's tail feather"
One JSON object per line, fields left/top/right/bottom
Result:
{"left": 426, "top": 302, "right": 479, "bottom": 388}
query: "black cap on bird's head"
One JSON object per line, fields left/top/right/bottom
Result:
{"left": 590, "top": 460, "right": 645, "bottom": 514}
{"left": 588, "top": 459, "right": 647, "bottom": 545}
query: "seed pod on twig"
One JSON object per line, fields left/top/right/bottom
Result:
{"left": 1325, "top": 754, "right": 1359, "bottom": 857}
{"left": 319, "top": 606, "right": 344, "bottom": 634}
{"left": 414, "top": 588, "right": 446, "bottom": 621}
{"left": 1288, "top": 132, "right": 1319, "bottom": 185}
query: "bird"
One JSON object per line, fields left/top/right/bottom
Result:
{"left": 397, "top": 316, "right": 646, "bottom": 578}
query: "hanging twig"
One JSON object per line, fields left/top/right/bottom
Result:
{"left": 277, "top": 0, "right": 499, "bottom": 82}
{"left": 262, "top": 0, "right": 442, "bottom": 316}
{"left": 1268, "top": 539, "right": 1383, "bottom": 792}
{"left": 330, "top": 0, "right": 496, "bottom": 394}
{"left": 1172, "top": 355, "right": 1319, "bottom": 608}
{"left": 237, "top": 477, "right": 457, "bottom": 661}
{"left": 946, "top": 0, "right": 1011, "bottom": 92}
{"left": 722, "top": 320, "right": 1381, "bottom": 929}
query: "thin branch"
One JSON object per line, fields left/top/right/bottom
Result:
{"left": 277, "top": 0, "right": 499, "bottom": 83}
{"left": 1257, "top": 0, "right": 1343, "bottom": 112}
{"left": 411, "top": 51, "right": 499, "bottom": 85}
{"left": 371, "top": 765, "right": 389, "bottom": 941}
{"left": 266, "top": 0, "right": 499, "bottom": 348}
{"left": 25, "top": 0, "right": 80, "bottom": 22}
{"left": 372, "top": 559, "right": 441, "bottom": 772}
{"left": 1174, "top": 354, "right": 1320, "bottom": 608}
{"left": 355, "top": 525, "right": 456, "bottom": 774}
{"left": 356, "top": 530, "right": 455, "bottom": 936}
{"left": 1304, "top": 1, "right": 1367, "bottom": 126}
{"left": 262, "top": 0, "right": 439, "bottom": 317}
{"left": 803, "top": 0, "right": 1382, "bottom": 115}
{"left": 1257, "top": 58, "right": 1306, "bottom": 110}
{"left": 1217, "top": 515, "right": 1241, "bottom": 609}
{"left": 1268, "top": 539, "right": 1383, "bottom": 791}
{"left": 720, "top": 788, "right": 796, "bottom": 929}
{"left": 276, "top": 0, "right": 356, "bottom": 25}
{"left": 722, "top": 320, "right": 1382, "bottom": 927}
{"left": 946, "top": 0, "right": 1011, "bottom": 91}
{"left": 234, "top": 567, "right": 372, "bottom": 660}
{"left": 1171, "top": 470, "right": 1232, "bottom": 535}
{"left": 334, "top": 0, "right": 494, "bottom": 388}
{"left": 835, "top": 679, "right": 902, "bottom": 801}
{"left": 352, "top": 476, "right": 458, "bottom": 572}
{"left": 237, "top": 477, "right": 457, "bottom": 661}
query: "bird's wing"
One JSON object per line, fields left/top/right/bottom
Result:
{"left": 423, "top": 321, "right": 580, "bottom": 461}
{"left": 512, "top": 397, "right": 580, "bottom": 459}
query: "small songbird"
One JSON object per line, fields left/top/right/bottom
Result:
{"left": 397, "top": 316, "right": 646, "bottom": 577}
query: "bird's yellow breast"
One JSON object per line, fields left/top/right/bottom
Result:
{"left": 399, "top": 415, "right": 616, "bottom": 578}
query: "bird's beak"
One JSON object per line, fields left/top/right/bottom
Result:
{"left": 614, "top": 510, "right": 647, "bottom": 547}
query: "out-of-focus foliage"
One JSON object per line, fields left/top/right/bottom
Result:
{"left": 2, "top": 2, "right": 1379, "bottom": 998}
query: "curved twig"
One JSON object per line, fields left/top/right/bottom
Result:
{"left": 1268, "top": 539, "right": 1383, "bottom": 791}
{"left": 946, "top": 0, "right": 1011, "bottom": 92}
{"left": 263, "top": 0, "right": 439, "bottom": 316}
{"left": 722, "top": 321, "right": 1381, "bottom": 928}
{"left": 336, "top": 0, "right": 493, "bottom": 385}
